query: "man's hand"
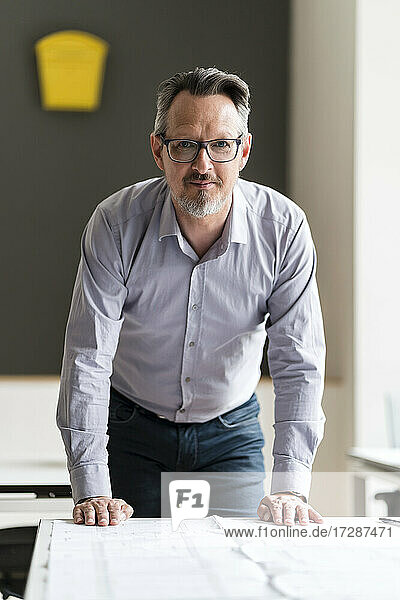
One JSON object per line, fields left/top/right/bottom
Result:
{"left": 257, "top": 493, "right": 323, "bottom": 526}
{"left": 73, "top": 496, "right": 134, "bottom": 526}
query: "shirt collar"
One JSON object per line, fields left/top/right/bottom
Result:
{"left": 230, "top": 182, "right": 248, "bottom": 245}
{"left": 158, "top": 190, "right": 180, "bottom": 241}
{"left": 158, "top": 182, "right": 248, "bottom": 245}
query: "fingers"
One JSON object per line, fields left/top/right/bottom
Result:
{"left": 83, "top": 504, "right": 96, "bottom": 525}
{"left": 108, "top": 502, "right": 121, "bottom": 526}
{"left": 107, "top": 499, "right": 134, "bottom": 525}
{"left": 257, "top": 494, "right": 322, "bottom": 526}
{"left": 73, "top": 497, "right": 108, "bottom": 525}
{"left": 73, "top": 506, "right": 84, "bottom": 524}
{"left": 97, "top": 504, "right": 110, "bottom": 526}
{"left": 268, "top": 496, "right": 284, "bottom": 524}
{"left": 121, "top": 502, "right": 134, "bottom": 520}
{"left": 257, "top": 502, "right": 271, "bottom": 521}
{"left": 257, "top": 495, "right": 284, "bottom": 524}
{"left": 108, "top": 500, "right": 129, "bottom": 525}
{"left": 296, "top": 504, "right": 309, "bottom": 525}
{"left": 283, "top": 502, "right": 296, "bottom": 525}
{"left": 73, "top": 498, "right": 134, "bottom": 526}
{"left": 309, "top": 506, "right": 324, "bottom": 523}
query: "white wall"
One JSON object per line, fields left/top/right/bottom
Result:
{"left": 289, "top": 0, "right": 356, "bottom": 476}
{"left": 0, "top": 377, "right": 65, "bottom": 462}
{"left": 354, "top": 0, "right": 400, "bottom": 447}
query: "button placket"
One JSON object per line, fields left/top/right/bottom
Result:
{"left": 177, "top": 264, "right": 204, "bottom": 421}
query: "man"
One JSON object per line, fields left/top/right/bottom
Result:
{"left": 57, "top": 67, "right": 325, "bottom": 527}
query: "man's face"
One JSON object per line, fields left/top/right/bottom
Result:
{"left": 151, "top": 91, "right": 251, "bottom": 218}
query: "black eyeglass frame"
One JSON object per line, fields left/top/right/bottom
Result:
{"left": 158, "top": 134, "right": 243, "bottom": 163}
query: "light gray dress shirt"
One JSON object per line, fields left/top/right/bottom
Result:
{"left": 57, "top": 176, "right": 326, "bottom": 503}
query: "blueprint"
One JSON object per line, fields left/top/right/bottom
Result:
{"left": 45, "top": 517, "right": 400, "bottom": 600}
{"left": 46, "top": 517, "right": 268, "bottom": 600}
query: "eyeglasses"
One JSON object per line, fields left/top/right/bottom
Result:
{"left": 159, "top": 134, "right": 243, "bottom": 163}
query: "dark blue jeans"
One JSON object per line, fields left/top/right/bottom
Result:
{"left": 107, "top": 387, "right": 265, "bottom": 518}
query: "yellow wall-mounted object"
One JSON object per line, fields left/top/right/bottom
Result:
{"left": 35, "top": 30, "right": 109, "bottom": 112}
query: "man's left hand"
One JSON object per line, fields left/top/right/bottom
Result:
{"left": 257, "top": 493, "right": 324, "bottom": 525}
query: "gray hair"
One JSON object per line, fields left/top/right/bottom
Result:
{"left": 153, "top": 67, "right": 250, "bottom": 138}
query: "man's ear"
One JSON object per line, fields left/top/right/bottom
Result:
{"left": 239, "top": 133, "right": 252, "bottom": 171}
{"left": 150, "top": 133, "right": 164, "bottom": 171}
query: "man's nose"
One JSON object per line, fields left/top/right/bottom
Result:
{"left": 191, "top": 148, "right": 213, "bottom": 174}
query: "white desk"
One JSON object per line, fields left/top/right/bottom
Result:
{"left": 348, "top": 447, "right": 400, "bottom": 471}
{"left": 0, "top": 498, "right": 73, "bottom": 530}
{"left": 0, "top": 459, "right": 70, "bottom": 498}
{"left": 0, "top": 459, "right": 73, "bottom": 529}
{"left": 347, "top": 447, "right": 400, "bottom": 515}
{"left": 25, "top": 517, "right": 400, "bottom": 600}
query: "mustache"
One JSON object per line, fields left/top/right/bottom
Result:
{"left": 184, "top": 173, "right": 222, "bottom": 184}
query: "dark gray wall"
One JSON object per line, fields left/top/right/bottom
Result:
{"left": 0, "top": 0, "right": 289, "bottom": 374}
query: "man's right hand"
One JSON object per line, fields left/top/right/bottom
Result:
{"left": 73, "top": 496, "right": 134, "bottom": 526}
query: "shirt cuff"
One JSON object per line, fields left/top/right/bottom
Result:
{"left": 69, "top": 463, "right": 112, "bottom": 505}
{"left": 270, "top": 462, "right": 312, "bottom": 502}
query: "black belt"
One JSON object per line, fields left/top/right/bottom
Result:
{"left": 111, "top": 387, "right": 171, "bottom": 421}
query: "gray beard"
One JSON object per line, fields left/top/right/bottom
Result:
{"left": 175, "top": 189, "right": 227, "bottom": 218}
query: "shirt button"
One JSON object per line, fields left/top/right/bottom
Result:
{"left": 179, "top": 408, "right": 186, "bottom": 413}
{"left": 192, "top": 304, "right": 198, "bottom": 310}
{"left": 185, "top": 377, "right": 191, "bottom": 383}
{"left": 189, "top": 341, "right": 195, "bottom": 347}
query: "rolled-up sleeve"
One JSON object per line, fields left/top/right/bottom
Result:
{"left": 57, "top": 207, "right": 127, "bottom": 504}
{"left": 266, "top": 213, "right": 326, "bottom": 500}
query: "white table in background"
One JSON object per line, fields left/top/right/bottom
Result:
{"left": 0, "top": 459, "right": 70, "bottom": 499}
{"left": 347, "top": 447, "right": 400, "bottom": 515}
